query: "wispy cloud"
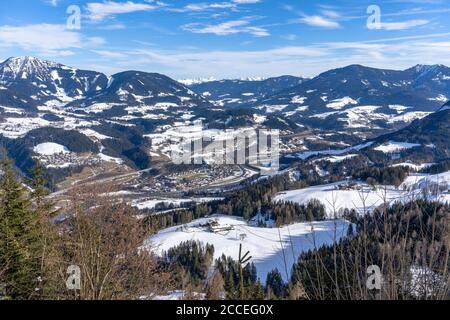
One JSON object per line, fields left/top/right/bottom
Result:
{"left": 376, "top": 19, "right": 430, "bottom": 30}
{"left": 182, "top": 19, "right": 269, "bottom": 36}
{"left": 173, "top": 2, "right": 235, "bottom": 12}
{"left": 0, "top": 24, "right": 103, "bottom": 57}
{"left": 233, "top": 0, "right": 260, "bottom": 4}
{"left": 93, "top": 32, "right": 450, "bottom": 78}
{"left": 298, "top": 15, "right": 340, "bottom": 29}
{"left": 44, "top": 0, "right": 60, "bottom": 6}
{"left": 86, "top": 1, "right": 165, "bottom": 21}
{"left": 96, "top": 23, "right": 127, "bottom": 30}
{"left": 123, "top": 45, "right": 324, "bottom": 77}
{"left": 232, "top": 0, "right": 260, "bottom": 4}
{"left": 320, "top": 9, "right": 340, "bottom": 19}
{"left": 169, "top": 0, "right": 260, "bottom": 13}
{"left": 92, "top": 49, "right": 128, "bottom": 59}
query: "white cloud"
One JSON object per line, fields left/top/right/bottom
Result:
{"left": 92, "top": 50, "right": 128, "bottom": 59}
{"left": 44, "top": 0, "right": 60, "bottom": 6}
{"left": 86, "top": 1, "right": 164, "bottom": 21}
{"left": 90, "top": 34, "right": 450, "bottom": 79}
{"left": 170, "top": 0, "right": 259, "bottom": 12}
{"left": 377, "top": 19, "right": 430, "bottom": 30}
{"left": 232, "top": 0, "right": 260, "bottom": 3}
{"left": 0, "top": 24, "right": 103, "bottom": 57}
{"left": 88, "top": 37, "right": 107, "bottom": 46}
{"left": 320, "top": 9, "right": 340, "bottom": 19}
{"left": 299, "top": 15, "right": 340, "bottom": 29}
{"left": 177, "top": 2, "right": 235, "bottom": 12}
{"left": 118, "top": 46, "right": 326, "bottom": 78}
{"left": 0, "top": 24, "right": 81, "bottom": 52}
{"left": 171, "top": 2, "right": 236, "bottom": 13}
{"left": 182, "top": 19, "right": 269, "bottom": 36}
{"left": 97, "top": 23, "right": 127, "bottom": 30}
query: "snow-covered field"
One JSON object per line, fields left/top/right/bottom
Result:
{"left": 326, "top": 96, "right": 358, "bottom": 110}
{"left": 314, "top": 154, "right": 358, "bottom": 163}
{"left": 274, "top": 170, "right": 450, "bottom": 216}
{"left": 146, "top": 122, "right": 272, "bottom": 166}
{"left": 33, "top": 142, "right": 69, "bottom": 155}
{"left": 374, "top": 141, "right": 421, "bottom": 153}
{"left": 145, "top": 215, "right": 351, "bottom": 282}
{"left": 309, "top": 105, "right": 430, "bottom": 129}
{"left": 289, "top": 141, "right": 373, "bottom": 160}
{"left": 274, "top": 182, "right": 406, "bottom": 216}
{"left": 0, "top": 117, "right": 51, "bottom": 139}
{"left": 391, "top": 162, "right": 435, "bottom": 171}
{"left": 402, "top": 170, "right": 450, "bottom": 193}
{"left": 0, "top": 112, "right": 102, "bottom": 139}
{"left": 132, "top": 197, "right": 223, "bottom": 210}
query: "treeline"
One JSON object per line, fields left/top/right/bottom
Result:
{"left": 290, "top": 199, "right": 450, "bottom": 300}
{"left": 161, "top": 200, "right": 449, "bottom": 300}
{"left": 160, "top": 241, "right": 306, "bottom": 300}
{"left": 316, "top": 155, "right": 371, "bottom": 179}
{"left": 213, "top": 176, "right": 290, "bottom": 220}
{"left": 143, "top": 175, "right": 328, "bottom": 231}
{"left": 215, "top": 255, "right": 263, "bottom": 300}
{"left": 421, "top": 159, "right": 450, "bottom": 174}
{"left": 164, "top": 241, "right": 214, "bottom": 285}
{"left": 271, "top": 199, "right": 326, "bottom": 226}
{"left": 144, "top": 176, "right": 289, "bottom": 230}
{"left": 352, "top": 166, "right": 410, "bottom": 187}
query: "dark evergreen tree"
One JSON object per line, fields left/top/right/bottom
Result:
{"left": 265, "top": 268, "right": 286, "bottom": 299}
{"left": 0, "top": 161, "right": 41, "bottom": 299}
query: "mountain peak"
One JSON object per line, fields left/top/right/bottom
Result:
{"left": 0, "top": 56, "right": 109, "bottom": 105}
{"left": 2, "top": 56, "right": 62, "bottom": 69}
{"left": 410, "top": 64, "right": 446, "bottom": 74}
{"left": 0, "top": 56, "right": 66, "bottom": 81}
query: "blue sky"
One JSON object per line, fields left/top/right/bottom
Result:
{"left": 1, "top": 0, "right": 450, "bottom": 79}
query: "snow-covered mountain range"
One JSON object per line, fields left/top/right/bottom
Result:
{"left": 1, "top": 56, "right": 450, "bottom": 179}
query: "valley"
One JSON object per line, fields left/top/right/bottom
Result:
{"left": 2, "top": 57, "right": 450, "bottom": 225}
{"left": 1, "top": 56, "right": 449, "bottom": 300}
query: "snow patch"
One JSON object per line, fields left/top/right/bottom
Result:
{"left": 326, "top": 97, "right": 358, "bottom": 110}
{"left": 374, "top": 141, "right": 421, "bottom": 153}
{"left": 33, "top": 143, "right": 69, "bottom": 156}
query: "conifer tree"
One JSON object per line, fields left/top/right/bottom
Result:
{"left": 265, "top": 268, "right": 286, "bottom": 299}
{"left": 0, "top": 160, "right": 40, "bottom": 299}
{"left": 225, "top": 271, "right": 236, "bottom": 299}
{"left": 251, "top": 281, "right": 265, "bottom": 300}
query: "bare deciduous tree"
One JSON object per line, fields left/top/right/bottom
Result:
{"left": 58, "top": 185, "right": 172, "bottom": 300}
